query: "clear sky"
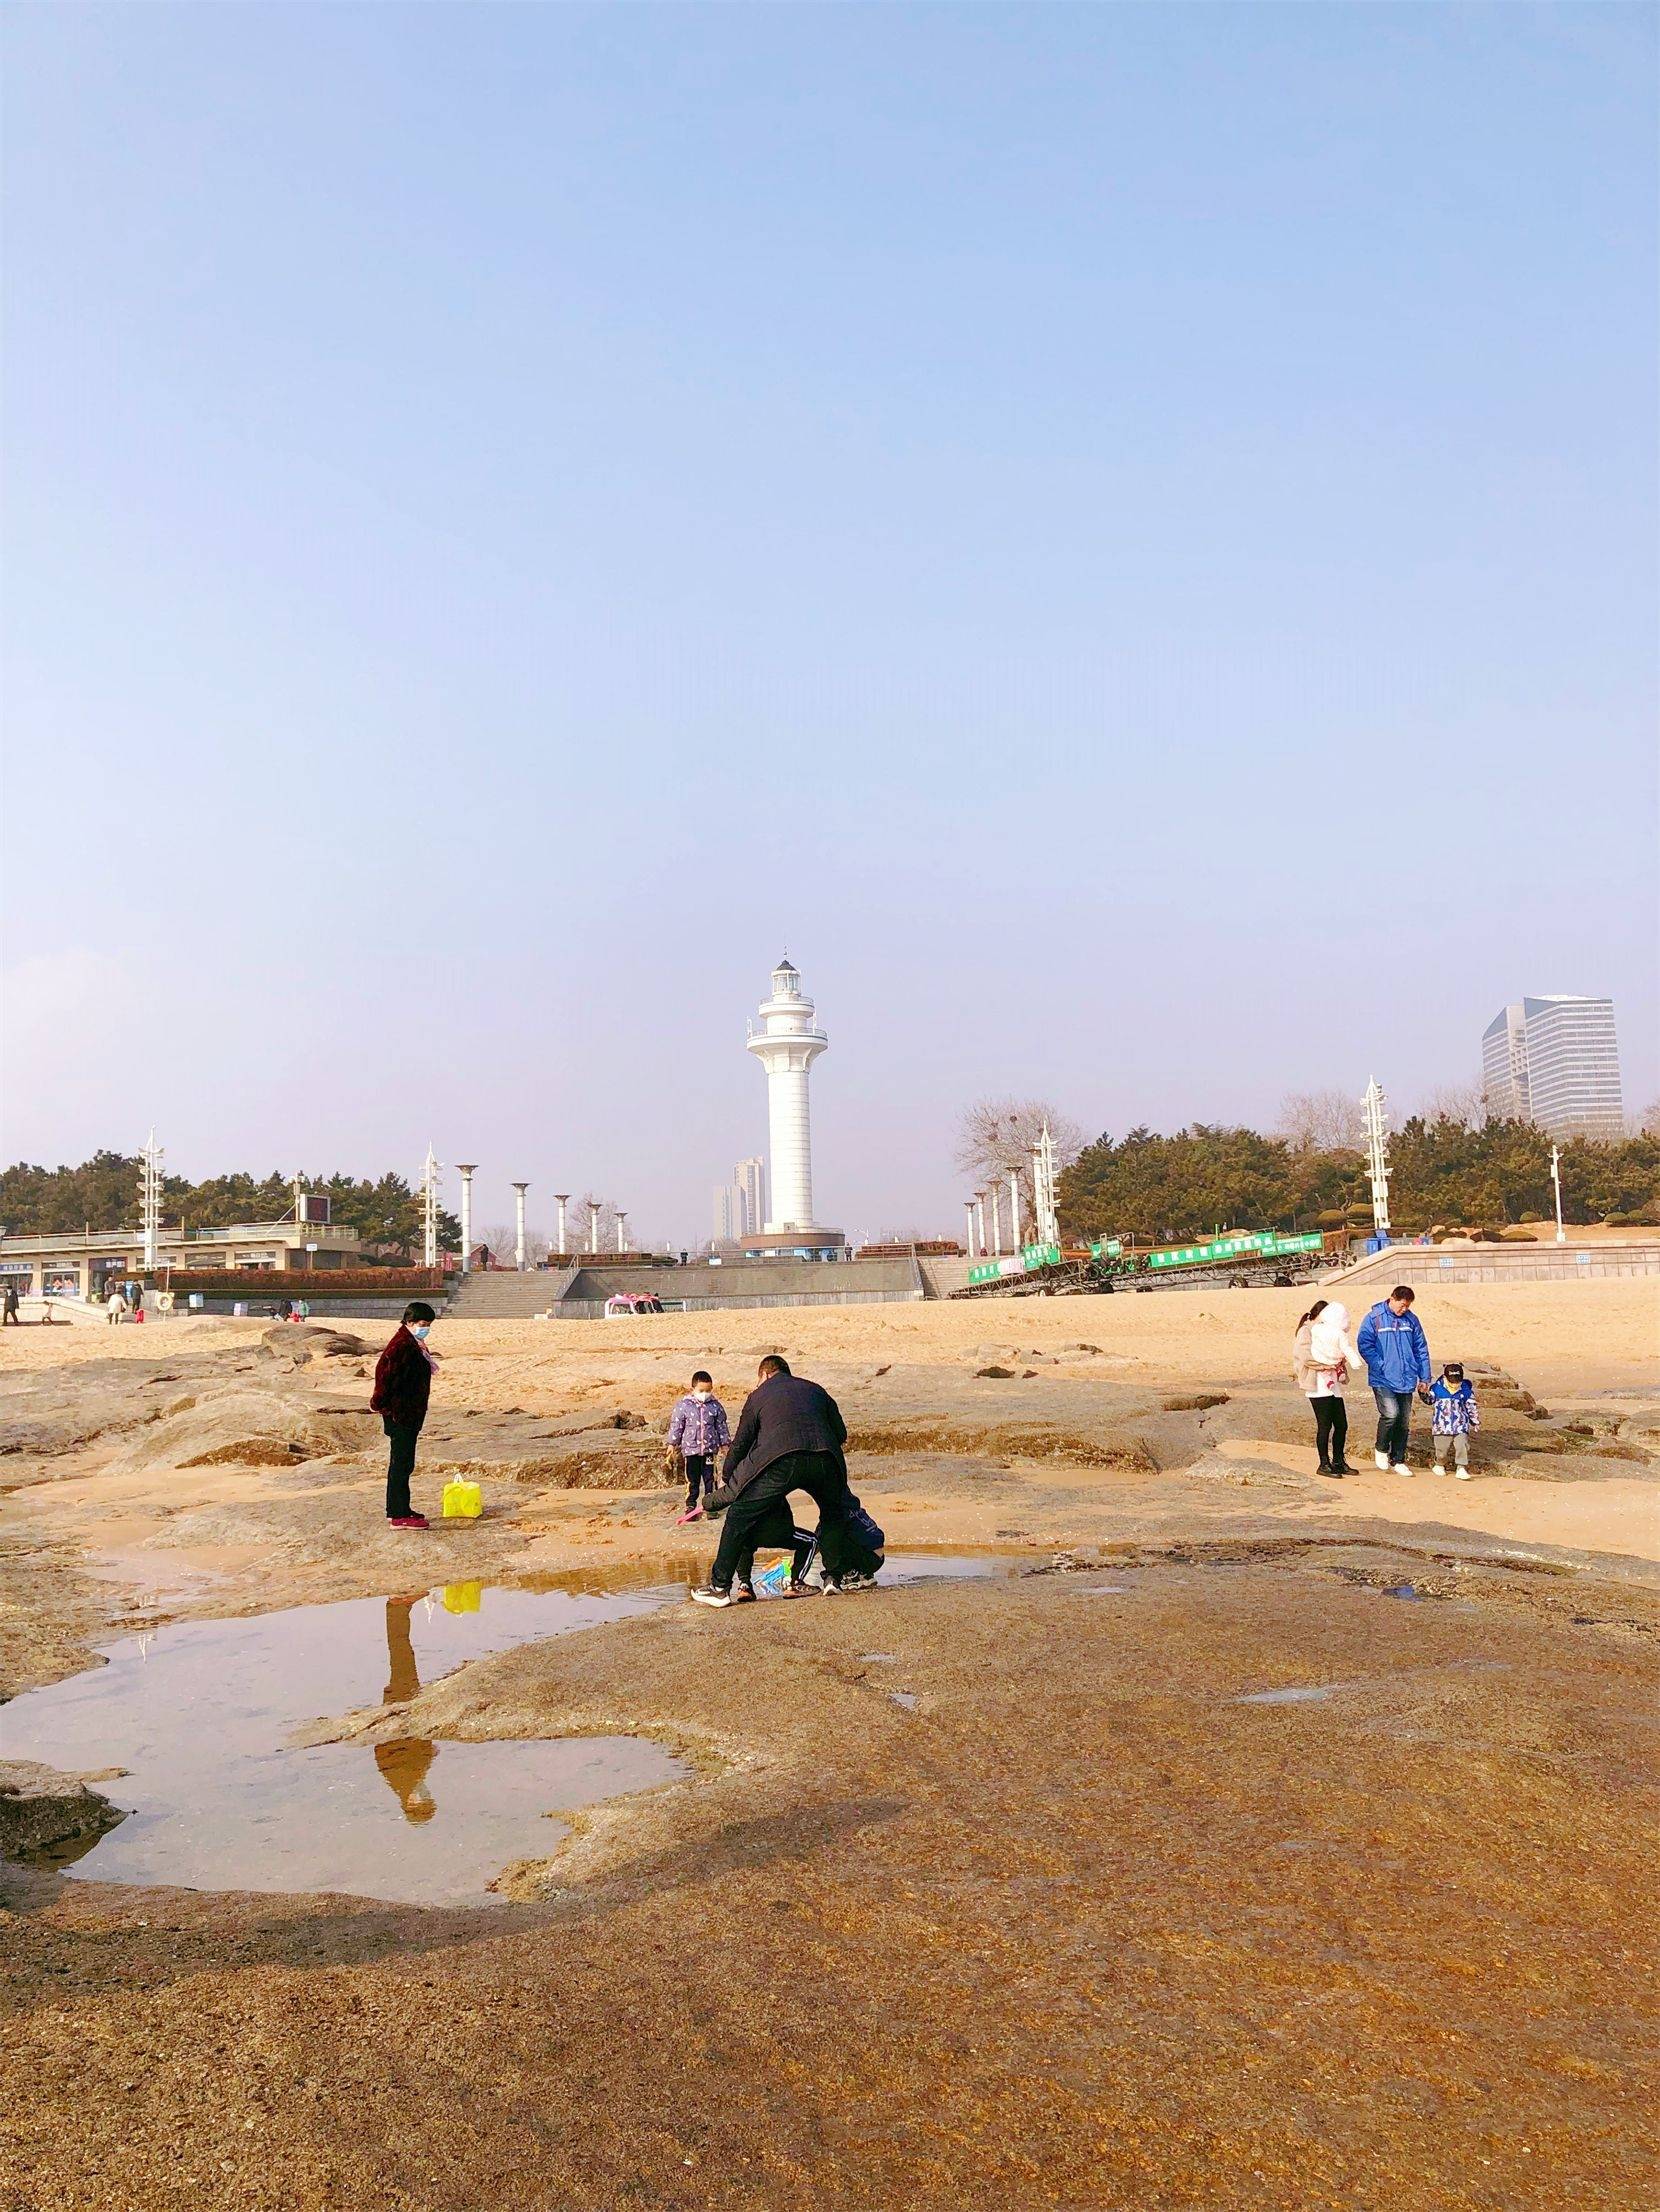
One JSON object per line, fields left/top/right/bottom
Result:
{"left": 3, "top": 1, "right": 1655, "bottom": 1245}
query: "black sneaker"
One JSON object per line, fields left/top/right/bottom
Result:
{"left": 689, "top": 1584, "right": 734, "bottom": 1608}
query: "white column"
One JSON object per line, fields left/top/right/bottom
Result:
{"left": 1008, "top": 1170, "right": 1021, "bottom": 1251}
{"left": 766, "top": 1061, "right": 814, "bottom": 1227}
{"left": 964, "top": 1200, "right": 976, "bottom": 1256}
{"left": 511, "top": 1182, "right": 529, "bottom": 1271}
{"left": 555, "top": 1194, "right": 569, "bottom": 1257}
{"left": 974, "top": 1197, "right": 986, "bottom": 1255}
{"left": 1551, "top": 1145, "right": 1566, "bottom": 1243}
{"left": 617, "top": 1212, "right": 628, "bottom": 1254}
{"left": 589, "top": 1201, "right": 600, "bottom": 1254}
{"left": 989, "top": 1185, "right": 1002, "bottom": 1256}
{"left": 456, "top": 1166, "right": 477, "bottom": 1271}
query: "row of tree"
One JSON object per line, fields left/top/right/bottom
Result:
{"left": 1055, "top": 1116, "right": 1660, "bottom": 1241}
{"left": 0, "top": 1154, "right": 460, "bottom": 1261}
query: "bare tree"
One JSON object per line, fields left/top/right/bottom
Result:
{"left": 479, "top": 1222, "right": 551, "bottom": 1266}
{"left": 1419, "top": 1083, "right": 1489, "bottom": 1129}
{"left": 1639, "top": 1098, "right": 1660, "bottom": 1139}
{"left": 1276, "top": 1089, "right": 1365, "bottom": 1153}
{"left": 566, "top": 1196, "right": 633, "bottom": 1253}
{"left": 954, "top": 1097, "right": 1085, "bottom": 1225}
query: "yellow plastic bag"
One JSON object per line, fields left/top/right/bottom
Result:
{"left": 442, "top": 1474, "right": 483, "bottom": 1520}
{"left": 442, "top": 1580, "right": 482, "bottom": 1614}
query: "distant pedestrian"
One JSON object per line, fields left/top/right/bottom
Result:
{"left": 1293, "top": 1297, "right": 1362, "bottom": 1478}
{"left": 105, "top": 1287, "right": 128, "bottom": 1325}
{"left": 2, "top": 1283, "right": 18, "bottom": 1326}
{"left": 1357, "top": 1286, "right": 1432, "bottom": 1474}
{"left": 1430, "top": 1363, "right": 1479, "bottom": 1480}
{"left": 370, "top": 1301, "right": 440, "bottom": 1529}
{"left": 667, "top": 1369, "right": 732, "bottom": 1521}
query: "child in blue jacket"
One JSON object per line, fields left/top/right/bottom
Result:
{"left": 1357, "top": 1286, "right": 1432, "bottom": 1473}
{"left": 1430, "top": 1363, "right": 1479, "bottom": 1479}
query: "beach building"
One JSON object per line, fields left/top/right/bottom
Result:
{"left": 0, "top": 1216, "right": 365, "bottom": 1302}
{"left": 1481, "top": 996, "right": 1624, "bottom": 1139}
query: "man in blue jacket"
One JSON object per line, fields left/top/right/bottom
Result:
{"left": 1357, "top": 1285, "right": 1432, "bottom": 1474}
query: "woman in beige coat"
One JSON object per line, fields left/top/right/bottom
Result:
{"left": 1293, "top": 1298, "right": 1363, "bottom": 1478}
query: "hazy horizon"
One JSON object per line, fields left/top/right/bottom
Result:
{"left": 3, "top": 3, "right": 1655, "bottom": 1245}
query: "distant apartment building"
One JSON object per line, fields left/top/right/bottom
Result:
{"left": 737, "top": 1155, "right": 767, "bottom": 1234}
{"left": 1481, "top": 996, "right": 1624, "bottom": 1139}
{"left": 712, "top": 1157, "right": 769, "bottom": 1246}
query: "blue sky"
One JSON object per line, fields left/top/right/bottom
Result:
{"left": 3, "top": 2, "right": 1654, "bottom": 1242}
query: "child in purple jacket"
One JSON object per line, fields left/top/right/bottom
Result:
{"left": 668, "top": 1370, "right": 732, "bottom": 1521}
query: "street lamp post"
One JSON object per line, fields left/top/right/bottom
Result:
{"left": 511, "top": 1182, "right": 530, "bottom": 1271}
{"left": 1551, "top": 1145, "right": 1566, "bottom": 1244}
{"left": 963, "top": 1199, "right": 976, "bottom": 1257}
{"left": 554, "top": 1194, "right": 570, "bottom": 1259}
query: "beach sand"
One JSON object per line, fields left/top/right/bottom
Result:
{"left": 2, "top": 1277, "right": 1656, "bottom": 2207}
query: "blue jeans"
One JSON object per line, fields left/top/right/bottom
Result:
{"left": 1373, "top": 1388, "right": 1415, "bottom": 1464}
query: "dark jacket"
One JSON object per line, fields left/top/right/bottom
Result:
{"left": 371, "top": 1327, "right": 433, "bottom": 1430}
{"left": 717, "top": 1372, "right": 847, "bottom": 1502}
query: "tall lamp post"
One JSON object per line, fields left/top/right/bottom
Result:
{"left": 511, "top": 1182, "right": 530, "bottom": 1271}
{"left": 555, "top": 1193, "right": 570, "bottom": 1259}
{"left": 1008, "top": 1168, "right": 1022, "bottom": 1254}
{"left": 1550, "top": 1144, "right": 1566, "bottom": 1244}
{"left": 963, "top": 1199, "right": 976, "bottom": 1257}
{"left": 617, "top": 1211, "right": 629, "bottom": 1255}
{"left": 456, "top": 1165, "right": 477, "bottom": 1271}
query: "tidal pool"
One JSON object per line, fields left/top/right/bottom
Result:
{"left": 4, "top": 1553, "right": 1005, "bottom": 1907}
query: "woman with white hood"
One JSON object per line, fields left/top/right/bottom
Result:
{"left": 1292, "top": 1297, "right": 1363, "bottom": 1478}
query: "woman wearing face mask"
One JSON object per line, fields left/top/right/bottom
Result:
{"left": 1293, "top": 1297, "right": 1363, "bottom": 1478}
{"left": 371, "top": 1301, "right": 440, "bottom": 1529}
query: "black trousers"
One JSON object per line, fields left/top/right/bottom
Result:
{"left": 683, "top": 1453, "right": 715, "bottom": 1511}
{"left": 1311, "top": 1396, "right": 1348, "bottom": 1468}
{"left": 384, "top": 1418, "right": 421, "bottom": 1518}
{"left": 711, "top": 1451, "right": 850, "bottom": 1591}
{"left": 732, "top": 1498, "right": 817, "bottom": 1589}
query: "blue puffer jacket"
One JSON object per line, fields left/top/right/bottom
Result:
{"left": 1357, "top": 1301, "right": 1432, "bottom": 1392}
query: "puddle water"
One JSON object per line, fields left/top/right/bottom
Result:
{"left": 1235, "top": 1685, "right": 1339, "bottom": 1706}
{"left": 2, "top": 1552, "right": 1005, "bottom": 1909}
{"left": 890, "top": 1691, "right": 919, "bottom": 1713}
{"left": 857, "top": 1652, "right": 896, "bottom": 1664}
{"left": 1382, "top": 1583, "right": 1426, "bottom": 1601}
{"left": 3, "top": 1579, "right": 688, "bottom": 1909}
{"left": 1078, "top": 1585, "right": 1134, "bottom": 1596}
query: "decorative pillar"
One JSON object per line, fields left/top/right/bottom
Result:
{"left": 616, "top": 1212, "right": 628, "bottom": 1255}
{"left": 511, "top": 1182, "right": 529, "bottom": 1271}
{"left": 1008, "top": 1169, "right": 1021, "bottom": 1252}
{"left": 1362, "top": 1079, "right": 1391, "bottom": 1241}
{"left": 138, "top": 1130, "right": 164, "bottom": 1272}
{"left": 420, "top": 1145, "right": 442, "bottom": 1268}
{"left": 554, "top": 1193, "right": 570, "bottom": 1258}
{"left": 456, "top": 1165, "right": 477, "bottom": 1271}
{"left": 964, "top": 1199, "right": 976, "bottom": 1257}
{"left": 588, "top": 1200, "right": 601, "bottom": 1254}
{"left": 988, "top": 1185, "right": 1002, "bottom": 1257}
{"left": 974, "top": 1196, "right": 986, "bottom": 1255}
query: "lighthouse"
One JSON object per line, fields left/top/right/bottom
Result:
{"left": 745, "top": 958, "right": 845, "bottom": 1257}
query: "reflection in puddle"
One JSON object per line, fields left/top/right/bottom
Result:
{"left": 1382, "top": 1583, "right": 1426, "bottom": 1601}
{"left": 4, "top": 1579, "right": 688, "bottom": 1908}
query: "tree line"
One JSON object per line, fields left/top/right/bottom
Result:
{"left": 1057, "top": 1117, "right": 1659, "bottom": 1242}
{"left": 0, "top": 1153, "right": 461, "bottom": 1260}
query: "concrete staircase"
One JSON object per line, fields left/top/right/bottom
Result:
{"left": 441, "top": 1268, "right": 579, "bottom": 1319}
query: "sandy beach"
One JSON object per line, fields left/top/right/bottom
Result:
{"left": 2, "top": 1277, "right": 1657, "bottom": 2207}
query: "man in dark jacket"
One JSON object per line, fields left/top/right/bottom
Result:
{"left": 690, "top": 1356, "right": 851, "bottom": 1606}
{"left": 370, "top": 1302, "right": 438, "bottom": 1528}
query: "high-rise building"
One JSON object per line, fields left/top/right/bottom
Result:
{"left": 1481, "top": 997, "right": 1624, "bottom": 1139}
{"left": 736, "top": 1155, "right": 766, "bottom": 1235}
{"left": 711, "top": 1181, "right": 747, "bottom": 1244}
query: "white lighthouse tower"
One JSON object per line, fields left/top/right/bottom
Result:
{"left": 745, "top": 958, "right": 844, "bottom": 1257}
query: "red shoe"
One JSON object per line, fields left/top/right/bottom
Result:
{"left": 388, "top": 1514, "right": 430, "bottom": 1530}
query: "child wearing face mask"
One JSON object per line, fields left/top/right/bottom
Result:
{"left": 370, "top": 1301, "right": 440, "bottom": 1529}
{"left": 667, "top": 1369, "right": 732, "bottom": 1522}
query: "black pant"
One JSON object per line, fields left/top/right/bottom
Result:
{"left": 1311, "top": 1396, "right": 1348, "bottom": 1469}
{"left": 384, "top": 1418, "right": 421, "bottom": 1518}
{"left": 732, "top": 1497, "right": 817, "bottom": 1590}
{"left": 684, "top": 1453, "right": 715, "bottom": 1512}
{"left": 711, "top": 1452, "right": 850, "bottom": 1592}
